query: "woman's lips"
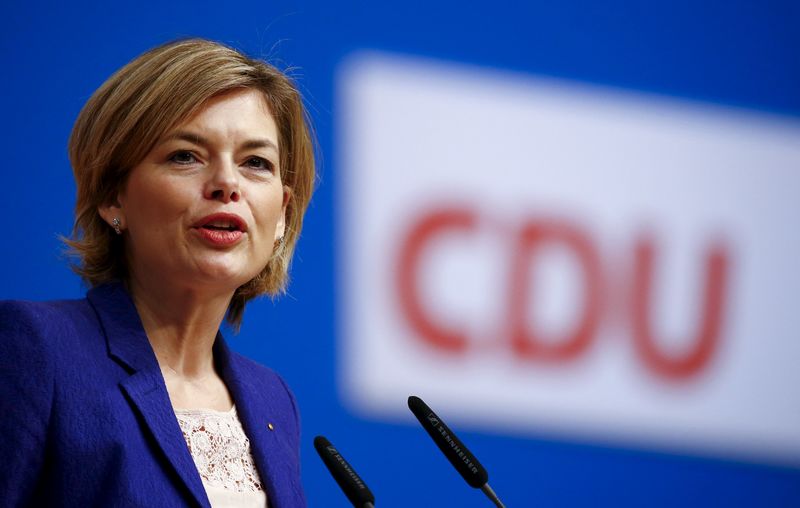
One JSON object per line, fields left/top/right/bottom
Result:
{"left": 192, "top": 213, "right": 248, "bottom": 232}
{"left": 193, "top": 226, "right": 244, "bottom": 246}
{"left": 192, "top": 212, "right": 247, "bottom": 246}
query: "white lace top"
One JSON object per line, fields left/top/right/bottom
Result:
{"left": 174, "top": 406, "right": 268, "bottom": 508}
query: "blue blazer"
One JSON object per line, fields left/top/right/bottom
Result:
{"left": 0, "top": 282, "right": 306, "bottom": 507}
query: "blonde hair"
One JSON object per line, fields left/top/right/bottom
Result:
{"left": 64, "top": 38, "right": 316, "bottom": 327}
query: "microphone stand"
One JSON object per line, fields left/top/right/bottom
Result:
{"left": 481, "top": 483, "right": 506, "bottom": 507}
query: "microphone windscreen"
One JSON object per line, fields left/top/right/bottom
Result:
{"left": 407, "top": 395, "right": 489, "bottom": 488}
{"left": 314, "top": 435, "right": 375, "bottom": 507}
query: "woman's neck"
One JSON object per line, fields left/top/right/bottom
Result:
{"left": 127, "top": 273, "right": 233, "bottom": 380}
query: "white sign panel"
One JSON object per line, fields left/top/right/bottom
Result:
{"left": 337, "top": 52, "right": 800, "bottom": 465}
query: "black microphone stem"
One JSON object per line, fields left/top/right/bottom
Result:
{"left": 481, "top": 483, "right": 505, "bottom": 507}
{"left": 363, "top": 503, "right": 375, "bottom": 508}
{"left": 407, "top": 396, "right": 507, "bottom": 507}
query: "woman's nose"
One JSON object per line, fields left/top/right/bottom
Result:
{"left": 203, "top": 158, "right": 240, "bottom": 203}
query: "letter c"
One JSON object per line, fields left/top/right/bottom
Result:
{"left": 396, "top": 208, "right": 476, "bottom": 353}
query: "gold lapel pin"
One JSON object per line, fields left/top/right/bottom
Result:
{"left": 267, "top": 422, "right": 275, "bottom": 431}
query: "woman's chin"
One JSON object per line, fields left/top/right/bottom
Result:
{"left": 187, "top": 261, "right": 259, "bottom": 291}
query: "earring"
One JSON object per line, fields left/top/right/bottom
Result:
{"left": 111, "top": 218, "right": 122, "bottom": 235}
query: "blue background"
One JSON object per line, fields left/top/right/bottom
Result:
{"left": 1, "top": 1, "right": 798, "bottom": 506}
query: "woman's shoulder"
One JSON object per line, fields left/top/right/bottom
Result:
{"left": 1, "top": 294, "right": 92, "bottom": 316}
{"left": 0, "top": 295, "right": 100, "bottom": 353}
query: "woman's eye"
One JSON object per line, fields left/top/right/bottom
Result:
{"left": 170, "top": 151, "right": 197, "bottom": 165}
{"left": 245, "top": 157, "right": 274, "bottom": 171}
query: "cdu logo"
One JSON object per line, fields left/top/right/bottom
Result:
{"left": 427, "top": 413, "right": 440, "bottom": 427}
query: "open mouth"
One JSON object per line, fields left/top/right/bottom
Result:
{"left": 202, "top": 223, "right": 241, "bottom": 232}
{"left": 192, "top": 213, "right": 248, "bottom": 245}
{"left": 193, "top": 213, "right": 248, "bottom": 233}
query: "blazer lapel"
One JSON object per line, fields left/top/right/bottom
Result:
{"left": 215, "top": 338, "right": 298, "bottom": 508}
{"left": 119, "top": 370, "right": 210, "bottom": 508}
{"left": 88, "top": 283, "right": 211, "bottom": 508}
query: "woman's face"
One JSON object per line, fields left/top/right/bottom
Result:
{"left": 105, "top": 88, "right": 289, "bottom": 294}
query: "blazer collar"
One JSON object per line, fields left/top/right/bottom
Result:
{"left": 88, "top": 282, "right": 158, "bottom": 373}
{"left": 87, "top": 282, "right": 211, "bottom": 508}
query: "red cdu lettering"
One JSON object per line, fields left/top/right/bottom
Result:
{"left": 394, "top": 207, "right": 730, "bottom": 381}
{"left": 508, "top": 220, "right": 602, "bottom": 362}
{"left": 630, "top": 237, "right": 730, "bottom": 380}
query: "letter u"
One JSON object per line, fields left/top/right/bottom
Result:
{"left": 631, "top": 236, "right": 730, "bottom": 380}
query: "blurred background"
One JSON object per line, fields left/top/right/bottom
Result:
{"left": 1, "top": 1, "right": 799, "bottom": 506}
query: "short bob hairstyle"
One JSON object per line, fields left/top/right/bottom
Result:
{"left": 65, "top": 39, "right": 316, "bottom": 327}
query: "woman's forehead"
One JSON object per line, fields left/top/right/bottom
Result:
{"left": 161, "top": 89, "right": 279, "bottom": 150}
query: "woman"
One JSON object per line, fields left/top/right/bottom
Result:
{"left": 0, "top": 39, "right": 315, "bottom": 507}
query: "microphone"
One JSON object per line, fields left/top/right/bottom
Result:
{"left": 314, "top": 435, "right": 375, "bottom": 508}
{"left": 408, "top": 395, "right": 505, "bottom": 507}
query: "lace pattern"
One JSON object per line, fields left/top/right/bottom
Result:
{"left": 174, "top": 406, "right": 264, "bottom": 493}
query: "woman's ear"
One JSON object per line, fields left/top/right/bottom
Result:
{"left": 275, "top": 186, "right": 292, "bottom": 241}
{"left": 98, "top": 199, "right": 126, "bottom": 234}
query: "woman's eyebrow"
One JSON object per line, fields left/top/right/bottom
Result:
{"left": 162, "top": 131, "right": 207, "bottom": 146}
{"left": 161, "top": 131, "right": 278, "bottom": 152}
{"left": 240, "top": 138, "right": 278, "bottom": 152}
